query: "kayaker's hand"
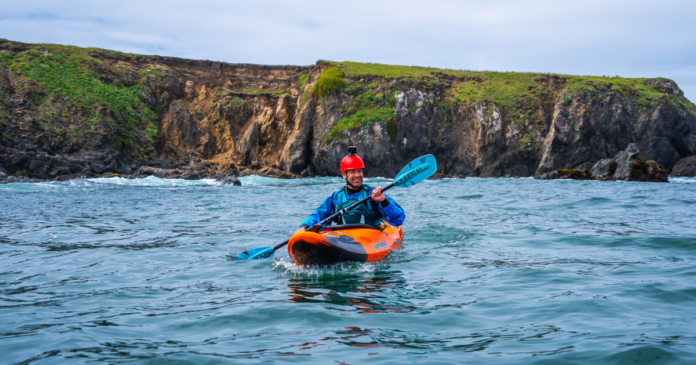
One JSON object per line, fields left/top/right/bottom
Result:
{"left": 296, "top": 227, "right": 306, "bottom": 233}
{"left": 371, "top": 187, "right": 385, "bottom": 202}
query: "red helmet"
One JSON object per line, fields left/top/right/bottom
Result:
{"left": 340, "top": 146, "right": 365, "bottom": 174}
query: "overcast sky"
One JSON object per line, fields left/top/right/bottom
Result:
{"left": 2, "top": 0, "right": 695, "bottom": 99}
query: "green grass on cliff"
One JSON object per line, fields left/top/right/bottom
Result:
{"left": 297, "top": 73, "right": 311, "bottom": 91}
{"left": 13, "top": 51, "right": 157, "bottom": 126}
{"left": 321, "top": 89, "right": 398, "bottom": 145}
{"left": 563, "top": 76, "right": 680, "bottom": 111}
{"left": 2, "top": 44, "right": 159, "bottom": 157}
{"left": 312, "top": 67, "right": 345, "bottom": 98}
{"left": 322, "top": 60, "right": 691, "bottom": 128}
{"left": 451, "top": 72, "right": 549, "bottom": 125}
{"left": 323, "top": 61, "right": 444, "bottom": 79}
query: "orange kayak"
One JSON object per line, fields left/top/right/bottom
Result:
{"left": 287, "top": 222, "right": 403, "bottom": 265}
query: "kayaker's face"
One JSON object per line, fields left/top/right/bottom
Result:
{"left": 343, "top": 168, "right": 364, "bottom": 188}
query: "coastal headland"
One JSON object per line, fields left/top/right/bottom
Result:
{"left": 1, "top": 39, "right": 695, "bottom": 183}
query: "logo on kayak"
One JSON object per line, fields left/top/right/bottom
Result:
{"left": 373, "top": 240, "right": 387, "bottom": 251}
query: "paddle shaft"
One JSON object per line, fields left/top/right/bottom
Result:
{"left": 271, "top": 182, "right": 395, "bottom": 252}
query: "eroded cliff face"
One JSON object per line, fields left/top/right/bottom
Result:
{"left": 284, "top": 74, "right": 695, "bottom": 178}
{"left": 535, "top": 81, "right": 695, "bottom": 176}
{"left": 1, "top": 39, "right": 695, "bottom": 180}
{"left": 0, "top": 39, "right": 314, "bottom": 179}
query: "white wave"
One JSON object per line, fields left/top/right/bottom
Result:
{"left": 87, "top": 176, "right": 216, "bottom": 186}
{"left": 64, "top": 178, "right": 100, "bottom": 186}
{"left": 0, "top": 174, "right": 348, "bottom": 191}
{"left": 0, "top": 181, "right": 64, "bottom": 192}
{"left": 239, "top": 175, "right": 343, "bottom": 187}
{"left": 238, "top": 175, "right": 289, "bottom": 186}
{"left": 670, "top": 177, "right": 696, "bottom": 183}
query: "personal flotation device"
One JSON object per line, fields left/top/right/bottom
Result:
{"left": 332, "top": 185, "right": 381, "bottom": 228}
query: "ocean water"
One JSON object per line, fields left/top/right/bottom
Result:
{"left": 1, "top": 176, "right": 696, "bottom": 364}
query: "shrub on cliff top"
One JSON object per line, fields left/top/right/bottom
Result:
{"left": 312, "top": 67, "right": 344, "bottom": 98}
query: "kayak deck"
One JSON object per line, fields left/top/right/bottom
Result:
{"left": 287, "top": 223, "right": 403, "bottom": 265}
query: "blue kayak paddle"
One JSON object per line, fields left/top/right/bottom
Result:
{"left": 234, "top": 154, "right": 437, "bottom": 260}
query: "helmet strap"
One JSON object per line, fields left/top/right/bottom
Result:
{"left": 345, "top": 178, "right": 361, "bottom": 190}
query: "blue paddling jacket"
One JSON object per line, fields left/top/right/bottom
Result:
{"left": 300, "top": 184, "right": 405, "bottom": 230}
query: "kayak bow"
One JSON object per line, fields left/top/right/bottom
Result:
{"left": 288, "top": 222, "right": 403, "bottom": 265}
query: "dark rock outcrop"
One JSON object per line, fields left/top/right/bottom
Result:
{"left": 598, "top": 163, "right": 618, "bottom": 181}
{"left": 613, "top": 143, "right": 643, "bottom": 180}
{"left": 626, "top": 156, "right": 668, "bottom": 182}
{"left": 537, "top": 168, "right": 595, "bottom": 180}
{"left": 538, "top": 143, "right": 669, "bottom": 182}
{"left": 216, "top": 175, "right": 242, "bottom": 186}
{"left": 591, "top": 158, "right": 618, "bottom": 180}
{"left": 671, "top": 155, "right": 696, "bottom": 177}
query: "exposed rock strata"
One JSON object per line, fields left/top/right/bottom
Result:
{"left": 1, "top": 39, "right": 696, "bottom": 182}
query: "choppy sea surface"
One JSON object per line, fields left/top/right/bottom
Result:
{"left": 1, "top": 176, "right": 696, "bottom": 364}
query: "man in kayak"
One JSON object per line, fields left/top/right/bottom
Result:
{"left": 297, "top": 147, "right": 405, "bottom": 232}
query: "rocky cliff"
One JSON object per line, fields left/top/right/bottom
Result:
{"left": 1, "top": 39, "right": 695, "bottom": 181}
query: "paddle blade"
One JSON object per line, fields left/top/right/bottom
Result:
{"left": 393, "top": 154, "right": 437, "bottom": 187}
{"left": 235, "top": 247, "right": 275, "bottom": 260}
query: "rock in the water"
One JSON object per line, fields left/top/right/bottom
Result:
{"left": 627, "top": 156, "right": 668, "bottom": 182}
{"left": 591, "top": 159, "right": 616, "bottom": 178}
{"left": 591, "top": 159, "right": 619, "bottom": 181}
{"left": 543, "top": 168, "right": 595, "bottom": 180}
{"left": 217, "top": 175, "right": 242, "bottom": 186}
{"left": 672, "top": 155, "right": 696, "bottom": 177}
{"left": 613, "top": 143, "right": 642, "bottom": 180}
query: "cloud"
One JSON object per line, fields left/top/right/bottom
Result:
{"left": 1, "top": 0, "right": 695, "bottom": 98}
